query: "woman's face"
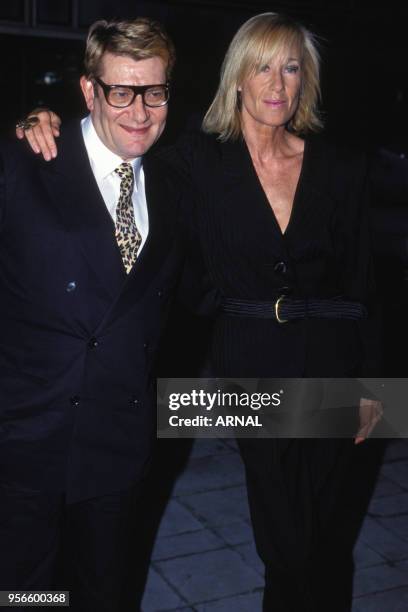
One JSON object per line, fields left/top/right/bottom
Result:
{"left": 238, "top": 45, "right": 302, "bottom": 134}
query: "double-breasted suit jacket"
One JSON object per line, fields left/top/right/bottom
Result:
{"left": 0, "top": 122, "right": 184, "bottom": 503}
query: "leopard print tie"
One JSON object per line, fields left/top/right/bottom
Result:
{"left": 114, "top": 162, "right": 142, "bottom": 274}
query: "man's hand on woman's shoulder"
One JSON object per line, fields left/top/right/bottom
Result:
{"left": 16, "top": 108, "right": 61, "bottom": 161}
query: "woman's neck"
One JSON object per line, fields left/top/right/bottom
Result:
{"left": 242, "top": 125, "right": 303, "bottom": 163}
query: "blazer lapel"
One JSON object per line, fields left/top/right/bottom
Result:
{"left": 99, "top": 150, "right": 181, "bottom": 329}
{"left": 40, "top": 124, "right": 179, "bottom": 329}
{"left": 220, "top": 138, "right": 289, "bottom": 253}
{"left": 221, "top": 137, "right": 325, "bottom": 244}
{"left": 285, "top": 137, "right": 337, "bottom": 245}
{"left": 39, "top": 121, "right": 127, "bottom": 301}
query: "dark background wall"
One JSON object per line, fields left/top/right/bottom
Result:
{"left": 0, "top": 0, "right": 407, "bottom": 153}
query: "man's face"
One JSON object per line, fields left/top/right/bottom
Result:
{"left": 80, "top": 52, "right": 168, "bottom": 159}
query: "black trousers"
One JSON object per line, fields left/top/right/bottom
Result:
{"left": 0, "top": 483, "right": 144, "bottom": 612}
{"left": 238, "top": 438, "right": 382, "bottom": 612}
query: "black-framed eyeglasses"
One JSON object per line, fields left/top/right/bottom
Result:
{"left": 93, "top": 76, "right": 170, "bottom": 108}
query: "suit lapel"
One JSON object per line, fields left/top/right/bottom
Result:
{"left": 284, "top": 137, "right": 337, "bottom": 244}
{"left": 221, "top": 139, "right": 287, "bottom": 243}
{"left": 99, "top": 150, "right": 180, "bottom": 329}
{"left": 40, "top": 123, "right": 179, "bottom": 328}
{"left": 219, "top": 138, "right": 288, "bottom": 252}
{"left": 221, "top": 136, "right": 323, "bottom": 244}
{"left": 40, "top": 121, "right": 126, "bottom": 301}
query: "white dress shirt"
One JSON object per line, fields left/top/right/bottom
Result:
{"left": 81, "top": 115, "right": 149, "bottom": 253}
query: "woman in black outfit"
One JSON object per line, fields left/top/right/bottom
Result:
{"left": 18, "top": 12, "right": 382, "bottom": 612}
{"left": 174, "top": 13, "right": 382, "bottom": 612}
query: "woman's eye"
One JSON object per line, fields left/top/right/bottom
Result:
{"left": 285, "top": 65, "right": 299, "bottom": 74}
{"left": 259, "top": 64, "right": 270, "bottom": 73}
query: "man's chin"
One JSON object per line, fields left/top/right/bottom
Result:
{"left": 114, "top": 131, "right": 163, "bottom": 159}
{"left": 120, "top": 143, "right": 151, "bottom": 160}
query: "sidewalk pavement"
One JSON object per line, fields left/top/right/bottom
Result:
{"left": 141, "top": 439, "right": 408, "bottom": 612}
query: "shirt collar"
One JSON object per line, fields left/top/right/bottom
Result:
{"left": 81, "top": 114, "right": 142, "bottom": 188}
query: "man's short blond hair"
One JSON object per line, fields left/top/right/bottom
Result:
{"left": 84, "top": 17, "right": 176, "bottom": 80}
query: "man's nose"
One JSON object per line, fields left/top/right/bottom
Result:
{"left": 129, "top": 94, "right": 149, "bottom": 122}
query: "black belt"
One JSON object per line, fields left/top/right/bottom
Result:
{"left": 221, "top": 296, "right": 367, "bottom": 323}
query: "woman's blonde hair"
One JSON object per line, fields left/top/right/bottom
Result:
{"left": 84, "top": 17, "right": 176, "bottom": 80}
{"left": 203, "top": 12, "right": 322, "bottom": 140}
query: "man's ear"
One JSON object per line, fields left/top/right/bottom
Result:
{"left": 80, "top": 76, "right": 95, "bottom": 111}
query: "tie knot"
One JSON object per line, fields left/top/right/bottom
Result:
{"left": 115, "top": 162, "right": 134, "bottom": 183}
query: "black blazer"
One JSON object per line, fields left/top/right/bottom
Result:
{"left": 0, "top": 122, "right": 184, "bottom": 503}
{"left": 173, "top": 131, "right": 380, "bottom": 378}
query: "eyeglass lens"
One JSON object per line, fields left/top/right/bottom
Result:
{"left": 108, "top": 85, "right": 168, "bottom": 107}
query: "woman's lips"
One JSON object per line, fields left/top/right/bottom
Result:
{"left": 265, "top": 99, "right": 286, "bottom": 106}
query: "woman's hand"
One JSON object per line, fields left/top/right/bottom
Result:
{"left": 355, "top": 397, "right": 383, "bottom": 444}
{"left": 16, "top": 108, "right": 61, "bottom": 161}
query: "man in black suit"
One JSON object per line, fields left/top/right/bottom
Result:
{"left": 0, "top": 18, "right": 185, "bottom": 611}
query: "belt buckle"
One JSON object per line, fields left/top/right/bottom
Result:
{"left": 275, "top": 295, "right": 287, "bottom": 323}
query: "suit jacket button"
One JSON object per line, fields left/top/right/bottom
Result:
{"left": 66, "top": 281, "right": 76, "bottom": 292}
{"left": 157, "top": 290, "right": 163, "bottom": 297}
{"left": 274, "top": 261, "right": 287, "bottom": 275}
{"left": 131, "top": 396, "right": 139, "bottom": 405}
{"left": 70, "top": 396, "right": 80, "bottom": 406}
{"left": 88, "top": 337, "right": 99, "bottom": 348}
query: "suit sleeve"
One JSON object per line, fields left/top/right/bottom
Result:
{"left": 0, "top": 150, "right": 5, "bottom": 229}
{"left": 160, "top": 134, "right": 220, "bottom": 317}
{"left": 333, "top": 151, "right": 383, "bottom": 377}
{"left": 0, "top": 141, "right": 25, "bottom": 231}
{"left": 355, "top": 157, "right": 383, "bottom": 377}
